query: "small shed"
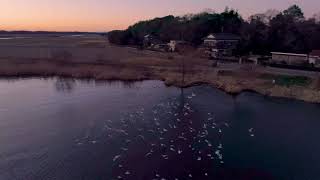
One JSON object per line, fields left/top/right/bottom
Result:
{"left": 271, "top": 52, "right": 309, "bottom": 65}
{"left": 168, "top": 40, "right": 191, "bottom": 52}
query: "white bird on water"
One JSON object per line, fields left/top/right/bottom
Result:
{"left": 113, "top": 155, "right": 121, "bottom": 162}
{"left": 249, "top": 128, "right": 255, "bottom": 137}
{"left": 138, "top": 135, "right": 145, "bottom": 141}
{"left": 215, "top": 150, "right": 223, "bottom": 160}
{"left": 205, "top": 140, "right": 212, "bottom": 147}
{"left": 161, "top": 155, "right": 169, "bottom": 160}
{"left": 121, "top": 148, "right": 128, "bottom": 151}
{"left": 145, "top": 152, "right": 152, "bottom": 157}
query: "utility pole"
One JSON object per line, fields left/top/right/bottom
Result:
{"left": 180, "top": 30, "right": 185, "bottom": 87}
{"left": 179, "top": 30, "right": 186, "bottom": 108}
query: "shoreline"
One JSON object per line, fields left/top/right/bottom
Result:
{"left": 2, "top": 72, "right": 319, "bottom": 105}
{"left": 1, "top": 59, "right": 320, "bottom": 104}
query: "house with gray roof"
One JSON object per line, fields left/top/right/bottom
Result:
{"left": 203, "top": 33, "right": 240, "bottom": 58}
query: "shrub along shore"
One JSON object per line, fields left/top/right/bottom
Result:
{"left": 1, "top": 58, "right": 320, "bottom": 103}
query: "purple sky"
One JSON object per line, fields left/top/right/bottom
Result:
{"left": 1, "top": 0, "right": 319, "bottom": 32}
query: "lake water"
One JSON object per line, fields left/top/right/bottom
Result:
{"left": 0, "top": 78, "right": 320, "bottom": 180}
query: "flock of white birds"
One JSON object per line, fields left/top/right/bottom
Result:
{"left": 76, "top": 91, "right": 255, "bottom": 179}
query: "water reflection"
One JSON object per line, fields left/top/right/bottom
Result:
{"left": 59, "top": 78, "right": 142, "bottom": 91}
{"left": 0, "top": 77, "right": 144, "bottom": 93}
{"left": 54, "top": 77, "right": 76, "bottom": 93}
{"left": 95, "top": 80, "right": 141, "bottom": 89}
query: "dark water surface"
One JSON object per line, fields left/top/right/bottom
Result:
{"left": 0, "top": 78, "right": 320, "bottom": 180}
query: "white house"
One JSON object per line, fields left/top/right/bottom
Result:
{"left": 203, "top": 33, "right": 240, "bottom": 58}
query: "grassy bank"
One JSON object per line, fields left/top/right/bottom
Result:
{"left": 1, "top": 58, "right": 320, "bottom": 103}
{"left": 259, "top": 73, "right": 312, "bottom": 87}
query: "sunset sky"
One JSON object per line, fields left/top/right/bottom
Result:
{"left": 0, "top": 0, "right": 319, "bottom": 32}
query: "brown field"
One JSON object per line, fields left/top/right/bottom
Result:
{"left": 0, "top": 34, "right": 320, "bottom": 103}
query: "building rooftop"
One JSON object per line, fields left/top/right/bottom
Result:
{"left": 204, "top": 33, "right": 240, "bottom": 40}
{"left": 271, "top": 52, "right": 308, "bottom": 57}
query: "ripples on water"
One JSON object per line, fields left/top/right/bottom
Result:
{"left": 0, "top": 78, "right": 320, "bottom": 180}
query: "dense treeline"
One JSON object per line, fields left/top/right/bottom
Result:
{"left": 108, "top": 5, "right": 320, "bottom": 55}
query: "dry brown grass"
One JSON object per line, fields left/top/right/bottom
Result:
{"left": 1, "top": 58, "right": 320, "bottom": 103}
{"left": 315, "top": 76, "right": 320, "bottom": 89}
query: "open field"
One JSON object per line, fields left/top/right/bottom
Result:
{"left": 0, "top": 34, "right": 320, "bottom": 103}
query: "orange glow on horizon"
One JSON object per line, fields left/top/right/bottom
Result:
{"left": 0, "top": 0, "right": 149, "bottom": 32}
{"left": 0, "top": 0, "right": 318, "bottom": 32}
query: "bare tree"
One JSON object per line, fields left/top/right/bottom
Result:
{"left": 249, "top": 9, "right": 280, "bottom": 24}
{"left": 55, "top": 78, "right": 76, "bottom": 93}
{"left": 313, "top": 12, "right": 320, "bottom": 23}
